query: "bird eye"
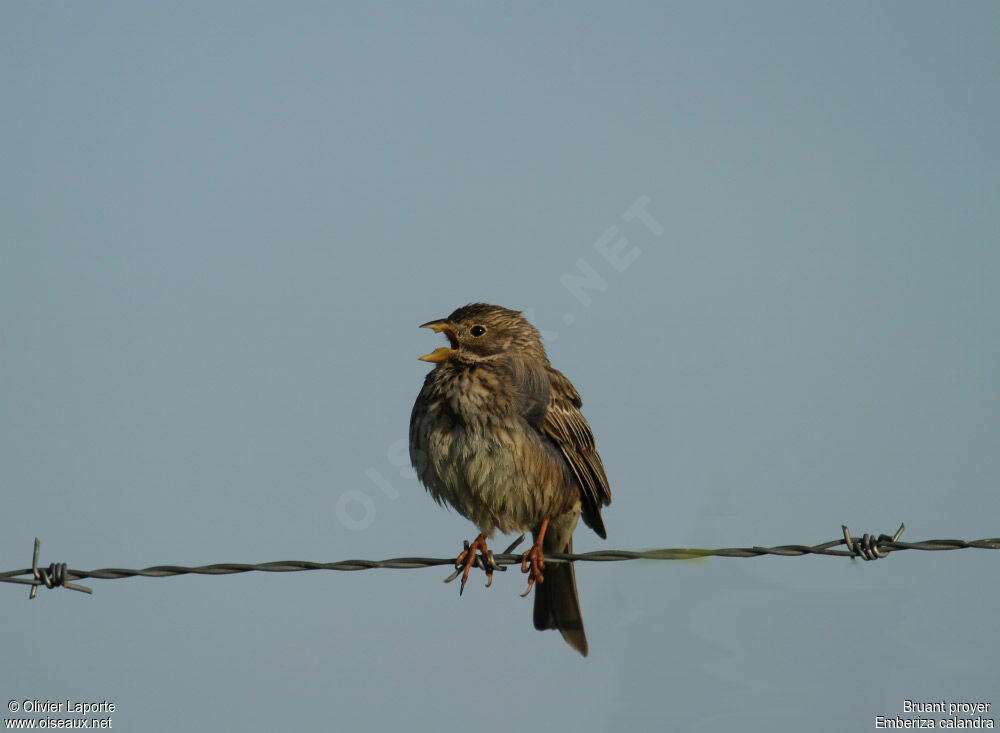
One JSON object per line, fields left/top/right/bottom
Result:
{"left": 470, "top": 325, "right": 487, "bottom": 337}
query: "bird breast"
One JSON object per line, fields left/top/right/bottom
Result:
{"left": 411, "top": 367, "right": 578, "bottom": 536}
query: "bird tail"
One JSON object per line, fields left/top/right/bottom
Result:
{"left": 533, "top": 528, "right": 588, "bottom": 656}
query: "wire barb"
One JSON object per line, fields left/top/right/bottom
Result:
{"left": 442, "top": 535, "right": 525, "bottom": 594}
{"left": 841, "top": 523, "right": 906, "bottom": 561}
{"left": 3, "top": 525, "right": 999, "bottom": 597}
{"left": 27, "top": 538, "right": 92, "bottom": 598}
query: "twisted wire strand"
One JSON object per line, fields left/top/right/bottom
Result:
{"left": 3, "top": 526, "right": 999, "bottom": 597}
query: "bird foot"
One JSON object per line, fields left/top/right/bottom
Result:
{"left": 520, "top": 542, "right": 546, "bottom": 597}
{"left": 443, "top": 535, "right": 501, "bottom": 595}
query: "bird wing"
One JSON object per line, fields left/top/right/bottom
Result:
{"left": 540, "top": 367, "right": 611, "bottom": 539}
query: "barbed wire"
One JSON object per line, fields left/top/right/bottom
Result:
{"left": 3, "top": 524, "right": 999, "bottom": 598}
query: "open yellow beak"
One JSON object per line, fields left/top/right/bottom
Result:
{"left": 419, "top": 320, "right": 458, "bottom": 362}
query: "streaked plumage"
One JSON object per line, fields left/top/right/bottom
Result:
{"left": 409, "top": 303, "right": 611, "bottom": 655}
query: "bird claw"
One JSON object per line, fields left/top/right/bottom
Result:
{"left": 443, "top": 536, "right": 500, "bottom": 595}
{"left": 520, "top": 543, "right": 545, "bottom": 597}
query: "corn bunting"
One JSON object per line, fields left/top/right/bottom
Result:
{"left": 409, "top": 303, "right": 611, "bottom": 656}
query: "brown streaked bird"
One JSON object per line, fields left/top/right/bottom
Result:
{"left": 409, "top": 303, "right": 611, "bottom": 656}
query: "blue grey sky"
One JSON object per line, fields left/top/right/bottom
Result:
{"left": 2, "top": 3, "right": 998, "bottom": 731}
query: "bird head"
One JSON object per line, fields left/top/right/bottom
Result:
{"left": 418, "top": 303, "right": 544, "bottom": 364}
